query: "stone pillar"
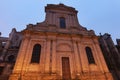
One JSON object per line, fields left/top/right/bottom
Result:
{"left": 49, "top": 13, "right": 52, "bottom": 24}
{"left": 47, "top": 12, "right": 50, "bottom": 24}
{"left": 92, "top": 43, "right": 104, "bottom": 73}
{"left": 67, "top": 15, "right": 70, "bottom": 27}
{"left": 13, "top": 35, "right": 30, "bottom": 73}
{"left": 93, "top": 42, "right": 114, "bottom": 80}
{"left": 94, "top": 42, "right": 109, "bottom": 72}
{"left": 45, "top": 39, "right": 51, "bottom": 73}
{"left": 51, "top": 12, "right": 53, "bottom": 24}
{"left": 69, "top": 15, "right": 72, "bottom": 27}
{"left": 51, "top": 39, "right": 56, "bottom": 73}
{"left": 72, "top": 15, "right": 76, "bottom": 27}
{"left": 73, "top": 41, "right": 81, "bottom": 73}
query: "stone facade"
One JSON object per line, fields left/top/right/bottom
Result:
{"left": 99, "top": 33, "right": 120, "bottom": 80}
{"left": 0, "top": 4, "right": 115, "bottom": 80}
{"left": 116, "top": 39, "right": 120, "bottom": 53}
{"left": 0, "top": 28, "right": 22, "bottom": 80}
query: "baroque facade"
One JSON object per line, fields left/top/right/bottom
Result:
{"left": 0, "top": 3, "right": 119, "bottom": 80}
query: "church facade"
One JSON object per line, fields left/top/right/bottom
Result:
{"left": 0, "top": 4, "right": 118, "bottom": 80}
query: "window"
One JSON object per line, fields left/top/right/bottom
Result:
{"left": 60, "top": 17, "right": 66, "bottom": 28}
{"left": 8, "top": 55, "right": 15, "bottom": 63}
{"left": 31, "top": 44, "right": 41, "bottom": 63}
{"left": 0, "top": 67, "right": 4, "bottom": 75}
{"left": 85, "top": 47, "right": 95, "bottom": 64}
{"left": 2, "top": 42, "right": 6, "bottom": 48}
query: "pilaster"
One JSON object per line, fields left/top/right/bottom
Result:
{"left": 45, "top": 39, "right": 51, "bottom": 73}
{"left": 51, "top": 39, "right": 57, "bottom": 73}
{"left": 13, "top": 35, "right": 30, "bottom": 74}
{"left": 69, "top": 15, "right": 72, "bottom": 27}
{"left": 49, "top": 12, "right": 52, "bottom": 24}
{"left": 72, "top": 15, "right": 76, "bottom": 27}
{"left": 94, "top": 42, "right": 109, "bottom": 72}
{"left": 73, "top": 40, "right": 81, "bottom": 73}
{"left": 53, "top": 12, "right": 56, "bottom": 25}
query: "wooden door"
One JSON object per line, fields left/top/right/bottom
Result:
{"left": 62, "top": 57, "right": 71, "bottom": 80}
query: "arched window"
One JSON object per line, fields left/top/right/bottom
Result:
{"left": 31, "top": 44, "right": 41, "bottom": 63}
{"left": 60, "top": 17, "right": 66, "bottom": 28}
{"left": 85, "top": 47, "right": 95, "bottom": 64}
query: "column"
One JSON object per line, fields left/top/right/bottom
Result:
{"left": 49, "top": 13, "right": 52, "bottom": 24}
{"left": 72, "top": 15, "right": 76, "bottom": 27}
{"left": 93, "top": 42, "right": 109, "bottom": 72}
{"left": 45, "top": 39, "right": 51, "bottom": 73}
{"left": 69, "top": 15, "right": 72, "bottom": 27}
{"left": 47, "top": 12, "right": 50, "bottom": 24}
{"left": 73, "top": 41, "right": 81, "bottom": 73}
{"left": 13, "top": 35, "right": 30, "bottom": 73}
{"left": 52, "top": 40, "right": 56, "bottom": 73}
{"left": 68, "top": 15, "right": 70, "bottom": 27}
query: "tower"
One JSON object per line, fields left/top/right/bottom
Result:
{"left": 0, "top": 28, "right": 22, "bottom": 80}
{"left": 9, "top": 4, "right": 113, "bottom": 80}
{"left": 99, "top": 33, "right": 120, "bottom": 80}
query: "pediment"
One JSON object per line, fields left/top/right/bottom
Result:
{"left": 45, "top": 4, "right": 77, "bottom": 13}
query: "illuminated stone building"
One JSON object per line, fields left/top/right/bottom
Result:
{"left": 0, "top": 4, "right": 115, "bottom": 80}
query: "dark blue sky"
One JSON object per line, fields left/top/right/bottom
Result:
{"left": 0, "top": 0, "right": 120, "bottom": 44}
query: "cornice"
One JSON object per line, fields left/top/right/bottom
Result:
{"left": 45, "top": 4, "right": 78, "bottom": 13}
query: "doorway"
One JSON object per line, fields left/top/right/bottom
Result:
{"left": 62, "top": 57, "right": 71, "bottom": 80}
